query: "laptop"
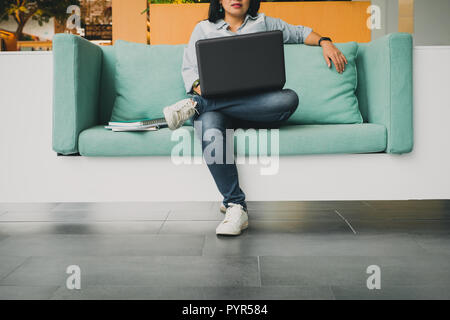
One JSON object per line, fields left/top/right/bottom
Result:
{"left": 195, "top": 30, "right": 286, "bottom": 98}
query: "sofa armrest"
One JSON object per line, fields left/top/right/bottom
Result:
{"left": 356, "top": 33, "right": 413, "bottom": 154}
{"left": 52, "top": 34, "right": 102, "bottom": 155}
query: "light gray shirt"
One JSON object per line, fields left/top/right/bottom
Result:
{"left": 181, "top": 12, "right": 313, "bottom": 94}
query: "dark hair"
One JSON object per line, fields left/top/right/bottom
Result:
{"left": 202, "top": 0, "right": 261, "bottom": 23}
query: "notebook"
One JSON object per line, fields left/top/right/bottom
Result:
{"left": 105, "top": 117, "right": 167, "bottom": 132}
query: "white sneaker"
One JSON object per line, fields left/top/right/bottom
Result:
{"left": 163, "top": 98, "right": 199, "bottom": 130}
{"left": 219, "top": 203, "right": 226, "bottom": 213}
{"left": 216, "top": 203, "right": 248, "bottom": 236}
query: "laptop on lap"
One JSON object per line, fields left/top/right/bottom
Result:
{"left": 195, "top": 30, "right": 286, "bottom": 98}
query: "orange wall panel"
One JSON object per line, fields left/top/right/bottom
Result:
{"left": 112, "top": 0, "right": 148, "bottom": 44}
{"left": 149, "top": 2, "right": 371, "bottom": 45}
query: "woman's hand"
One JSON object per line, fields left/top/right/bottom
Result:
{"left": 321, "top": 41, "right": 348, "bottom": 74}
{"left": 193, "top": 84, "right": 202, "bottom": 96}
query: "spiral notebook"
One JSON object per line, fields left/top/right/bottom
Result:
{"left": 105, "top": 117, "right": 167, "bottom": 132}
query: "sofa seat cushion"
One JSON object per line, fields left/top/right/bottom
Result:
{"left": 78, "top": 123, "right": 386, "bottom": 156}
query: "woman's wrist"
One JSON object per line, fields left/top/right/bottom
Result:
{"left": 192, "top": 79, "right": 200, "bottom": 89}
{"left": 318, "top": 37, "right": 333, "bottom": 47}
{"left": 193, "top": 85, "right": 201, "bottom": 95}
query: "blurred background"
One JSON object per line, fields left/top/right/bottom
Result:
{"left": 0, "top": 0, "right": 449, "bottom": 51}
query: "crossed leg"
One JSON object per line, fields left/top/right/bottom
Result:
{"left": 190, "top": 88, "right": 300, "bottom": 210}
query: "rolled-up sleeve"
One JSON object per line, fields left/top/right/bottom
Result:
{"left": 265, "top": 16, "right": 312, "bottom": 44}
{"left": 182, "top": 23, "right": 205, "bottom": 94}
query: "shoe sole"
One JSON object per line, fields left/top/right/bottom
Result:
{"left": 216, "top": 221, "right": 248, "bottom": 236}
{"left": 163, "top": 107, "right": 179, "bottom": 130}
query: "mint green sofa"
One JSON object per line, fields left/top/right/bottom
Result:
{"left": 52, "top": 33, "right": 413, "bottom": 156}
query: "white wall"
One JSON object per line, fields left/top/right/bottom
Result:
{"left": 414, "top": 0, "right": 450, "bottom": 46}
{"left": 370, "top": 0, "right": 399, "bottom": 40}
{"left": 0, "top": 47, "right": 450, "bottom": 203}
{"left": 357, "top": 0, "right": 450, "bottom": 45}
{"left": 353, "top": 0, "right": 399, "bottom": 40}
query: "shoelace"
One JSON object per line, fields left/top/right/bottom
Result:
{"left": 174, "top": 101, "right": 199, "bottom": 126}
{"left": 174, "top": 99, "right": 198, "bottom": 112}
{"left": 223, "top": 203, "right": 244, "bottom": 224}
{"left": 186, "top": 104, "right": 200, "bottom": 116}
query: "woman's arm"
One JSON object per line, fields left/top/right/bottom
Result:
{"left": 193, "top": 84, "right": 201, "bottom": 96}
{"left": 265, "top": 15, "right": 312, "bottom": 44}
{"left": 182, "top": 23, "right": 205, "bottom": 94}
{"left": 265, "top": 15, "right": 347, "bottom": 74}
{"left": 305, "top": 31, "right": 348, "bottom": 74}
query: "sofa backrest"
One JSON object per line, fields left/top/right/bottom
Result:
{"left": 98, "top": 46, "right": 117, "bottom": 125}
{"left": 98, "top": 33, "right": 412, "bottom": 133}
{"left": 97, "top": 43, "right": 366, "bottom": 125}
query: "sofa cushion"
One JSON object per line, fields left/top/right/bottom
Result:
{"left": 284, "top": 42, "right": 363, "bottom": 125}
{"left": 78, "top": 123, "right": 386, "bottom": 156}
{"left": 110, "top": 39, "right": 362, "bottom": 125}
{"left": 110, "top": 40, "right": 187, "bottom": 122}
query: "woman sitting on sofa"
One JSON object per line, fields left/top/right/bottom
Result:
{"left": 162, "top": 0, "right": 347, "bottom": 236}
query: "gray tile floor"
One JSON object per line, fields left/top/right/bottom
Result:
{"left": 0, "top": 200, "right": 449, "bottom": 300}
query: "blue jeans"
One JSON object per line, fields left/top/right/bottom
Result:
{"left": 188, "top": 89, "right": 299, "bottom": 211}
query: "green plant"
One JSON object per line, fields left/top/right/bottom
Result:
{"left": 141, "top": 0, "right": 205, "bottom": 15}
{"left": 0, "top": 0, "right": 80, "bottom": 40}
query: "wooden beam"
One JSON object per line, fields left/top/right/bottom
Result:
{"left": 149, "top": 2, "right": 372, "bottom": 45}
{"left": 398, "top": 0, "right": 414, "bottom": 33}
